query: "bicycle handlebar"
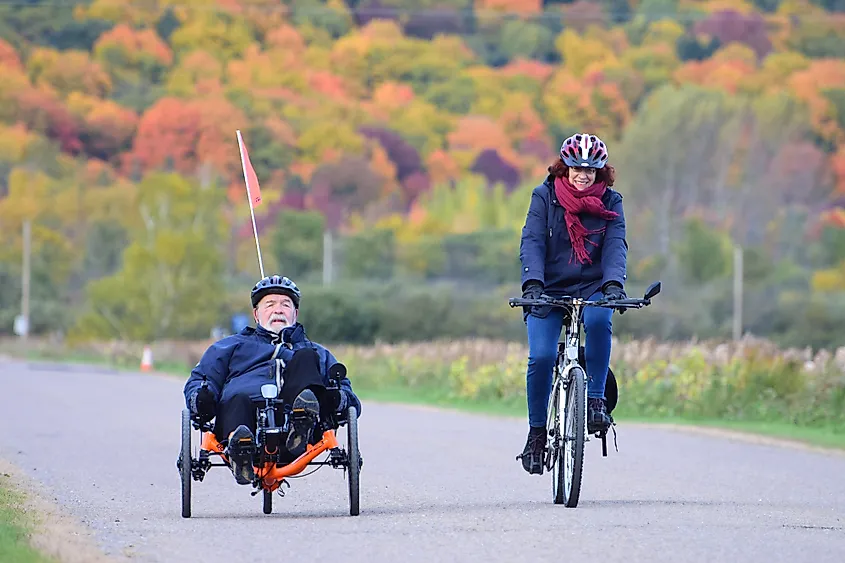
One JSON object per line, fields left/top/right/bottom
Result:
{"left": 508, "top": 295, "right": 650, "bottom": 310}
{"left": 508, "top": 280, "right": 663, "bottom": 312}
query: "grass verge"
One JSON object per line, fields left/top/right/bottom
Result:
{"left": 0, "top": 474, "right": 56, "bottom": 563}
{"left": 4, "top": 348, "right": 845, "bottom": 453}
{"left": 354, "top": 385, "right": 845, "bottom": 451}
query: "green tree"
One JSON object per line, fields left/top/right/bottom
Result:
{"left": 673, "top": 217, "right": 731, "bottom": 284}
{"left": 271, "top": 209, "right": 325, "bottom": 280}
{"left": 75, "top": 172, "right": 227, "bottom": 341}
{"left": 614, "top": 84, "right": 745, "bottom": 259}
{"left": 341, "top": 228, "right": 395, "bottom": 280}
{"left": 82, "top": 219, "right": 129, "bottom": 280}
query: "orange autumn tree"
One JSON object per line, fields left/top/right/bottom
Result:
{"left": 789, "top": 60, "right": 845, "bottom": 147}
{"left": 125, "top": 96, "right": 248, "bottom": 183}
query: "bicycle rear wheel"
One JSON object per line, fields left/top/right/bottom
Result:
{"left": 556, "top": 366, "right": 586, "bottom": 507}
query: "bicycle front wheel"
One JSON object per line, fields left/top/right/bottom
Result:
{"left": 556, "top": 366, "right": 586, "bottom": 507}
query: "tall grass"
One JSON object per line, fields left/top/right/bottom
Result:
{"left": 333, "top": 336, "right": 845, "bottom": 431}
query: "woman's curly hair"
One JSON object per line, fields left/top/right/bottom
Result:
{"left": 548, "top": 158, "right": 616, "bottom": 187}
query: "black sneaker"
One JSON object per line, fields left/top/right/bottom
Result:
{"left": 225, "top": 425, "right": 255, "bottom": 485}
{"left": 587, "top": 398, "right": 612, "bottom": 434}
{"left": 517, "top": 426, "right": 546, "bottom": 475}
{"left": 286, "top": 389, "right": 319, "bottom": 458}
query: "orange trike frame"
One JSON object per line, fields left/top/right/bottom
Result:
{"left": 200, "top": 428, "right": 340, "bottom": 492}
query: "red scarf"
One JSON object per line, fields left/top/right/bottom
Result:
{"left": 553, "top": 175, "right": 619, "bottom": 265}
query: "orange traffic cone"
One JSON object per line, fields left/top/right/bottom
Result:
{"left": 141, "top": 346, "right": 153, "bottom": 372}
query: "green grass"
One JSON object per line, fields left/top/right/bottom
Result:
{"left": 355, "top": 386, "right": 845, "bottom": 451}
{"left": 613, "top": 413, "right": 845, "bottom": 450}
{"left": 0, "top": 476, "right": 56, "bottom": 563}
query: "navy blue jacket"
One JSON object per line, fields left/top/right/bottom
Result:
{"left": 183, "top": 323, "right": 361, "bottom": 417}
{"left": 520, "top": 175, "right": 628, "bottom": 299}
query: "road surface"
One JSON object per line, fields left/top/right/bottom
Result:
{"left": 0, "top": 358, "right": 843, "bottom": 562}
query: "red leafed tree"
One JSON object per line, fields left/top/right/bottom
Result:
{"left": 308, "top": 70, "right": 350, "bottom": 101}
{"left": 500, "top": 58, "right": 555, "bottom": 82}
{"left": 124, "top": 98, "right": 203, "bottom": 177}
{"left": 765, "top": 141, "right": 832, "bottom": 208}
{"left": 401, "top": 171, "right": 432, "bottom": 208}
{"left": 310, "top": 156, "right": 384, "bottom": 231}
{"left": 0, "top": 38, "right": 22, "bottom": 71}
{"left": 15, "top": 88, "right": 82, "bottom": 154}
{"left": 560, "top": 1, "right": 608, "bottom": 34}
{"left": 693, "top": 10, "right": 772, "bottom": 59}
{"left": 477, "top": 0, "right": 542, "bottom": 13}
{"left": 126, "top": 96, "right": 247, "bottom": 181}
{"left": 471, "top": 149, "right": 521, "bottom": 191}
{"left": 358, "top": 126, "right": 423, "bottom": 182}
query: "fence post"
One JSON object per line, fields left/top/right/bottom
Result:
{"left": 20, "top": 220, "right": 31, "bottom": 340}
{"left": 733, "top": 244, "right": 743, "bottom": 341}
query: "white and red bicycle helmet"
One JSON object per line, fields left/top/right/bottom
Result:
{"left": 559, "top": 133, "right": 609, "bottom": 168}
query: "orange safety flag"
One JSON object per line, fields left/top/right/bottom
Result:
{"left": 236, "top": 130, "right": 262, "bottom": 207}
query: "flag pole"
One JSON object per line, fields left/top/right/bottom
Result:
{"left": 237, "top": 130, "right": 265, "bottom": 279}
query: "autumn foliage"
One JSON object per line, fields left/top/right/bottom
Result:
{"left": 0, "top": 1, "right": 841, "bottom": 230}
{"left": 3, "top": 0, "right": 845, "bottom": 343}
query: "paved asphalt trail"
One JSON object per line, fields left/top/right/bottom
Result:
{"left": 1, "top": 358, "right": 843, "bottom": 563}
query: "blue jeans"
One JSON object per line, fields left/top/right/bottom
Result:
{"left": 525, "top": 290, "right": 613, "bottom": 428}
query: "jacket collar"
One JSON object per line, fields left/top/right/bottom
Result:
{"left": 243, "top": 322, "right": 308, "bottom": 345}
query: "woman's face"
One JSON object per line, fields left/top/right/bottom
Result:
{"left": 568, "top": 166, "right": 597, "bottom": 190}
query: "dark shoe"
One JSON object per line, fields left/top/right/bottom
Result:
{"left": 225, "top": 425, "right": 255, "bottom": 485}
{"left": 286, "top": 389, "right": 319, "bottom": 458}
{"left": 517, "top": 426, "right": 546, "bottom": 475}
{"left": 587, "top": 398, "right": 612, "bottom": 434}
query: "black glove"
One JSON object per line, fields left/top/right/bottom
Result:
{"left": 521, "top": 280, "right": 545, "bottom": 318}
{"left": 523, "top": 280, "right": 543, "bottom": 299}
{"left": 190, "top": 385, "right": 216, "bottom": 422}
{"left": 325, "top": 388, "right": 348, "bottom": 414}
{"left": 603, "top": 282, "right": 626, "bottom": 302}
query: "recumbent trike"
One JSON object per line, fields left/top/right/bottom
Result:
{"left": 177, "top": 363, "right": 362, "bottom": 517}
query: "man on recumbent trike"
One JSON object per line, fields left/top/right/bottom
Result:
{"left": 182, "top": 275, "right": 362, "bottom": 485}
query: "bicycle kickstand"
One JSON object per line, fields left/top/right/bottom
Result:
{"left": 599, "top": 424, "right": 619, "bottom": 457}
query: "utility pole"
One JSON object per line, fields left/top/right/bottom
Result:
{"left": 733, "top": 243, "right": 743, "bottom": 341}
{"left": 20, "top": 220, "right": 31, "bottom": 340}
{"left": 322, "top": 229, "right": 333, "bottom": 285}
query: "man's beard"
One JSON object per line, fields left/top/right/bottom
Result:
{"left": 263, "top": 314, "right": 291, "bottom": 334}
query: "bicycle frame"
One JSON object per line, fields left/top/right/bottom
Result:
{"left": 509, "top": 281, "right": 662, "bottom": 507}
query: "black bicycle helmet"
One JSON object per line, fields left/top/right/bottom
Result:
{"left": 250, "top": 275, "right": 301, "bottom": 309}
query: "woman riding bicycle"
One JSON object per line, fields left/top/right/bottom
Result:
{"left": 517, "top": 132, "right": 628, "bottom": 475}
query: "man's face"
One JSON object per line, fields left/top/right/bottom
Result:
{"left": 253, "top": 293, "right": 297, "bottom": 334}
